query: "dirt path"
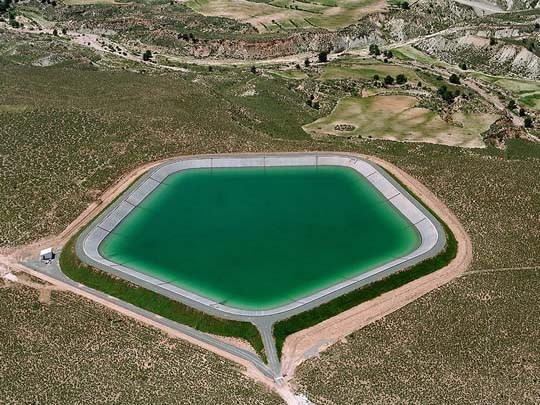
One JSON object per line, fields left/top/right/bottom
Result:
{"left": 280, "top": 153, "right": 473, "bottom": 382}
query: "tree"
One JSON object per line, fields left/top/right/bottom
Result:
{"left": 384, "top": 75, "right": 394, "bottom": 85}
{"left": 489, "top": 37, "right": 496, "bottom": 46}
{"left": 396, "top": 74, "right": 407, "bottom": 84}
{"left": 373, "top": 74, "right": 380, "bottom": 81}
{"left": 61, "top": 27, "right": 67, "bottom": 34}
{"left": 507, "top": 100, "right": 516, "bottom": 110}
{"left": 369, "top": 44, "right": 381, "bottom": 56}
{"left": 250, "top": 65, "right": 257, "bottom": 74}
{"left": 449, "top": 73, "right": 460, "bottom": 84}
{"left": 400, "top": 1, "right": 409, "bottom": 9}
{"left": 52, "top": 28, "right": 58, "bottom": 36}
{"left": 304, "top": 58, "right": 311, "bottom": 67}
{"left": 318, "top": 51, "right": 328, "bottom": 63}
{"left": 142, "top": 50, "right": 152, "bottom": 61}
{"left": 519, "top": 107, "right": 526, "bottom": 117}
{"left": 524, "top": 116, "right": 533, "bottom": 128}
{"left": 459, "top": 62, "right": 467, "bottom": 70}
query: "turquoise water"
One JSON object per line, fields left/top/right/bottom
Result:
{"left": 99, "top": 166, "right": 420, "bottom": 310}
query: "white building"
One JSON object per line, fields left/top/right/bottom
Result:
{"left": 40, "top": 248, "right": 54, "bottom": 261}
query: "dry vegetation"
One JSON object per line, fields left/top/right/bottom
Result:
{"left": 0, "top": 281, "right": 284, "bottom": 404}
{"left": 295, "top": 268, "right": 540, "bottom": 404}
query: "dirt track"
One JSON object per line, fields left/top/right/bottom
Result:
{"left": 2, "top": 153, "right": 472, "bottom": 405}
{"left": 280, "top": 153, "right": 473, "bottom": 381}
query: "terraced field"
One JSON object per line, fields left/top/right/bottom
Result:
{"left": 186, "top": 0, "right": 387, "bottom": 32}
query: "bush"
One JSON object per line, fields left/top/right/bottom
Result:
{"left": 384, "top": 75, "right": 394, "bottom": 85}
{"left": 318, "top": 51, "right": 329, "bottom": 63}
{"left": 304, "top": 58, "right": 311, "bottom": 67}
{"left": 507, "top": 100, "right": 517, "bottom": 110}
{"left": 373, "top": 74, "right": 380, "bottom": 81}
{"left": 524, "top": 116, "right": 533, "bottom": 128}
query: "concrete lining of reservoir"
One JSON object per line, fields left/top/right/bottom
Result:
{"left": 76, "top": 153, "right": 446, "bottom": 322}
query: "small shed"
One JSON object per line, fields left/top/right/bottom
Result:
{"left": 40, "top": 248, "right": 54, "bottom": 261}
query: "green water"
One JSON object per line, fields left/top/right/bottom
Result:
{"left": 100, "top": 166, "right": 420, "bottom": 310}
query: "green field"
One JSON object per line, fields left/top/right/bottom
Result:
{"left": 99, "top": 166, "right": 420, "bottom": 310}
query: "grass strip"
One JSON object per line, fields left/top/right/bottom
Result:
{"left": 60, "top": 232, "right": 266, "bottom": 361}
{"left": 273, "top": 175, "right": 458, "bottom": 358}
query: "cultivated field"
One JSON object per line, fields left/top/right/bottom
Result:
{"left": 295, "top": 268, "right": 540, "bottom": 403}
{"left": 186, "top": 0, "right": 387, "bottom": 32}
{"left": 0, "top": 280, "right": 283, "bottom": 404}
{"left": 303, "top": 95, "right": 498, "bottom": 148}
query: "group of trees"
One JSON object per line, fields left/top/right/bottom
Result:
{"left": 177, "top": 32, "right": 198, "bottom": 43}
{"left": 369, "top": 44, "right": 380, "bottom": 56}
{"left": 438, "top": 85, "right": 460, "bottom": 103}
{"left": 373, "top": 73, "right": 407, "bottom": 85}
{"left": 508, "top": 100, "right": 535, "bottom": 128}
{"left": 369, "top": 45, "right": 394, "bottom": 62}
{"left": 301, "top": 51, "right": 329, "bottom": 67}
